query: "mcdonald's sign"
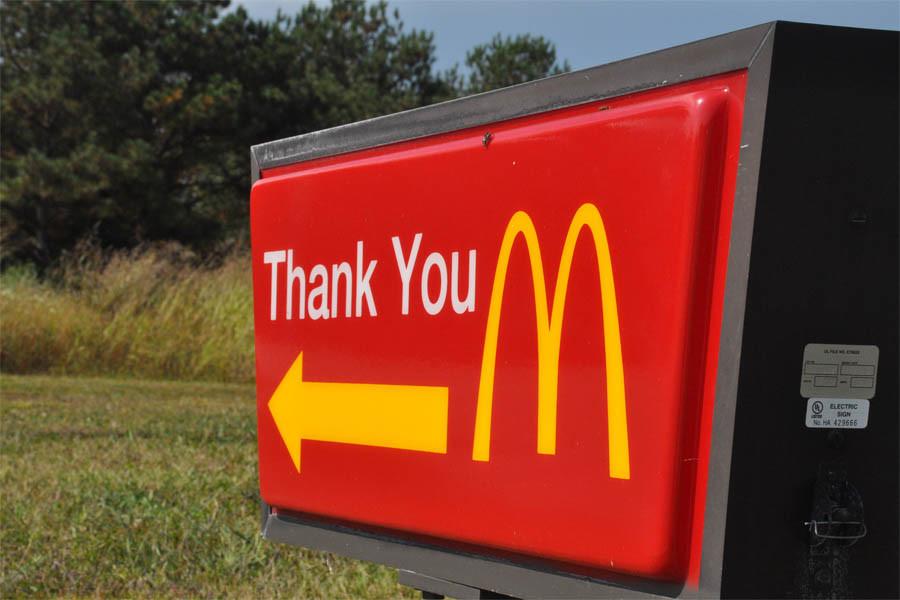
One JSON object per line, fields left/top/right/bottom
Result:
{"left": 252, "top": 23, "right": 898, "bottom": 599}
{"left": 253, "top": 69, "right": 743, "bottom": 582}
{"left": 472, "top": 203, "right": 630, "bottom": 480}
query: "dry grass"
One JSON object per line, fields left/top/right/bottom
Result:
{"left": 0, "top": 244, "right": 255, "bottom": 383}
{"left": 0, "top": 374, "right": 414, "bottom": 598}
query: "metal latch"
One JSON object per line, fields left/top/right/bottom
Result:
{"left": 806, "top": 463, "right": 866, "bottom": 547}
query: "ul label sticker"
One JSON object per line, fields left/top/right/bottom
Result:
{"left": 800, "top": 344, "right": 878, "bottom": 400}
{"left": 806, "top": 398, "right": 869, "bottom": 429}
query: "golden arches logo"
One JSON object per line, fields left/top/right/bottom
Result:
{"left": 471, "top": 203, "right": 631, "bottom": 479}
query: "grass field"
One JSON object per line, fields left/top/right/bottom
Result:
{"left": 0, "top": 245, "right": 254, "bottom": 383}
{"left": 0, "top": 374, "right": 414, "bottom": 598}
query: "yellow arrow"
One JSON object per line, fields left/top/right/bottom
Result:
{"left": 268, "top": 353, "right": 449, "bottom": 473}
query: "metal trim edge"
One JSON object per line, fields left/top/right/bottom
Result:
{"left": 251, "top": 22, "right": 774, "bottom": 173}
{"left": 263, "top": 511, "right": 679, "bottom": 599}
{"left": 695, "top": 20, "right": 777, "bottom": 600}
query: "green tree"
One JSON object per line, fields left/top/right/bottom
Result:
{"left": 1, "top": 1, "right": 241, "bottom": 266}
{"left": 463, "top": 33, "right": 570, "bottom": 94}
{"left": 0, "top": 1, "right": 567, "bottom": 269}
{"left": 195, "top": 1, "right": 457, "bottom": 260}
{"left": 0, "top": 0, "right": 454, "bottom": 268}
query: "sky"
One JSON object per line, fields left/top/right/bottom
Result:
{"left": 235, "top": 0, "right": 899, "bottom": 72}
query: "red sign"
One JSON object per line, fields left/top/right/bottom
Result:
{"left": 252, "top": 72, "right": 747, "bottom": 584}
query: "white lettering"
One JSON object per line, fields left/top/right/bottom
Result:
{"left": 392, "top": 234, "right": 421, "bottom": 315}
{"left": 451, "top": 250, "right": 476, "bottom": 314}
{"left": 331, "top": 262, "right": 352, "bottom": 318}
{"left": 286, "top": 250, "right": 306, "bottom": 320}
{"left": 264, "top": 238, "right": 474, "bottom": 320}
{"left": 263, "top": 250, "right": 286, "bottom": 321}
{"left": 307, "top": 264, "right": 330, "bottom": 320}
{"left": 355, "top": 241, "right": 377, "bottom": 317}
{"left": 421, "top": 252, "right": 448, "bottom": 315}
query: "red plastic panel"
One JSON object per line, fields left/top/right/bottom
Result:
{"left": 252, "top": 72, "right": 747, "bottom": 582}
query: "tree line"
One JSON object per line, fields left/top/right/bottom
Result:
{"left": 0, "top": 0, "right": 569, "bottom": 269}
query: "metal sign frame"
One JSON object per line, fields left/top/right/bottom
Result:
{"left": 251, "top": 21, "right": 899, "bottom": 599}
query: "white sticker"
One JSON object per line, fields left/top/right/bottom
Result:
{"left": 800, "top": 344, "right": 879, "bottom": 399}
{"left": 805, "top": 398, "right": 869, "bottom": 429}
